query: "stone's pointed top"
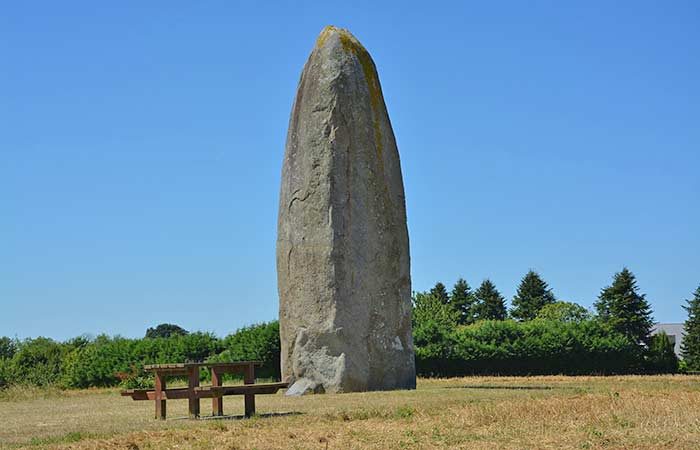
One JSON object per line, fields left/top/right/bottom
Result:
{"left": 308, "top": 25, "right": 384, "bottom": 161}
{"left": 315, "top": 25, "right": 367, "bottom": 55}
{"left": 315, "top": 25, "right": 347, "bottom": 47}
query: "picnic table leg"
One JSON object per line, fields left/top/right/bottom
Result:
{"left": 244, "top": 363, "right": 255, "bottom": 417}
{"left": 211, "top": 368, "right": 223, "bottom": 416}
{"left": 155, "top": 372, "right": 166, "bottom": 420}
{"left": 188, "top": 366, "right": 200, "bottom": 419}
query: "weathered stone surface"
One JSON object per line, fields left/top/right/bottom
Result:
{"left": 277, "top": 26, "right": 415, "bottom": 394}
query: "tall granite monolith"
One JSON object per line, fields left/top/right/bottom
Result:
{"left": 277, "top": 26, "right": 415, "bottom": 394}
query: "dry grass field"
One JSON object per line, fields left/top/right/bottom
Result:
{"left": 1, "top": 375, "right": 699, "bottom": 449}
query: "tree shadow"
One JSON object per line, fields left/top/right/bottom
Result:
{"left": 173, "top": 411, "right": 304, "bottom": 421}
{"left": 448, "top": 384, "right": 555, "bottom": 390}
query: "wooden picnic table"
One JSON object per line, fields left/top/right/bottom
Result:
{"left": 120, "top": 361, "right": 288, "bottom": 419}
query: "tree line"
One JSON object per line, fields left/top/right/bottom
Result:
{"left": 412, "top": 268, "right": 700, "bottom": 375}
{"left": 1, "top": 269, "right": 699, "bottom": 390}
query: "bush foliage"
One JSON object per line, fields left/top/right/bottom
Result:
{"left": 645, "top": 331, "right": 679, "bottom": 374}
{"left": 415, "top": 318, "right": 644, "bottom": 376}
{"left": 209, "top": 321, "right": 281, "bottom": 379}
{"left": 0, "top": 322, "right": 279, "bottom": 390}
{"left": 62, "top": 332, "right": 223, "bottom": 388}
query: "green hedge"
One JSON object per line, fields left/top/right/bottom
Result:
{"left": 0, "top": 322, "right": 279, "bottom": 390}
{"left": 415, "top": 318, "right": 677, "bottom": 376}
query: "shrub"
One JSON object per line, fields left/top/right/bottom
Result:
{"left": 10, "top": 337, "right": 68, "bottom": 386}
{"left": 0, "top": 337, "right": 17, "bottom": 360}
{"left": 412, "top": 293, "right": 460, "bottom": 376}
{"left": 0, "top": 358, "right": 12, "bottom": 389}
{"left": 645, "top": 332, "right": 679, "bottom": 374}
{"left": 211, "top": 321, "right": 281, "bottom": 380}
{"left": 62, "top": 335, "right": 138, "bottom": 388}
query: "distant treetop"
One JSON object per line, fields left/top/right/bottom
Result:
{"left": 145, "top": 323, "right": 189, "bottom": 339}
{"left": 510, "top": 270, "right": 556, "bottom": 321}
{"left": 594, "top": 267, "right": 653, "bottom": 345}
{"left": 429, "top": 282, "right": 450, "bottom": 305}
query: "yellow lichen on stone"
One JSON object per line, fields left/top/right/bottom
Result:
{"left": 315, "top": 25, "right": 338, "bottom": 49}
{"left": 315, "top": 26, "right": 386, "bottom": 163}
{"left": 334, "top": 29, "right": 385, "bottom": 161}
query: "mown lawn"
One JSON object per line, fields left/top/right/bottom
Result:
{"left": 1, "top": 375, "right": 699, "bottom": 449}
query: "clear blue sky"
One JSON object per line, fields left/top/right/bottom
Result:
{"left": 2, "top": 2, "right": 698, "bottom": 340}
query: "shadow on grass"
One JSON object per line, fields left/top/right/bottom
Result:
{"left": 172, "top": 411, "right": 303, "bottom": 421}
{"left": 449, "top": 384, "right": 555, "bottom": 390}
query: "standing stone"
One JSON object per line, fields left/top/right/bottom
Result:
{"left": 277, "top": 26, "right": 415, "bottom": 394}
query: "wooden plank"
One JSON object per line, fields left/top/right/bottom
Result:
{"left": 244, "top": 363, "right": 255, "bottom": 417}
{"left": 144, "top": 361, "right": 263, "bottom": 371}
{"left": 124, "top": 384, "right": 289, "bottom": 401}
{"left": 205, "top": 361, "right": 263, "bottom": 368}
{"left": 144, "top": 363, "right": 186, "bottom": 369}
{"left": 196, "top": 382, "right": 289, "bottom": 396}
{"left": 121, "top": 383, "right": 289, "bottom": 400}
{"left": 188, "top": 366, "right": 200, "bottom": 419}
{"left": 211, "top": 368, "right": 223, "bottom": 416}
{"left": 154, "top": 372, "right": 166, "bottom": 420}
{"left": 122, "top": 387, "right": 193, "bottom": 400}
{"left": 143, "top": 367, "right": 189, "bottom": 376}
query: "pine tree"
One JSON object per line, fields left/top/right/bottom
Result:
{"left": 474, "top": 279, "right": 507, "bottom": 321}
{"left": 510, "top": 270, "right": 556, "bottom": 321}
{"left": 450, "top": 278, "right": 477, "bottom": 325}
{"left": 594, "top": 268, "right": 653, "bottom": 345}
{"left": 429, "top": 282, "right": 450, "bottom": 305}
{"left": 681, "top": 285, "right": 700, "bottom": 371}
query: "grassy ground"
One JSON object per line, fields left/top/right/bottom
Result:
{"left": 1, "top": 375, "right": 699, "bottom": 449}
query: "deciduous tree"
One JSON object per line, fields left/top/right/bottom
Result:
{"left": 145, "top": 323, "right": 189, "bottom": 339}
{"left": 536, "top": 301, "right": 591, "bottom": 323}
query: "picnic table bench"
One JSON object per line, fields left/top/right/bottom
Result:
{"left": 121, "top": 361, "right": 288, "bottom": 419}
